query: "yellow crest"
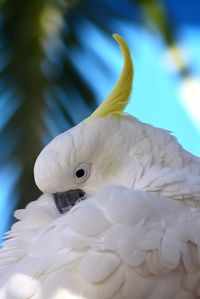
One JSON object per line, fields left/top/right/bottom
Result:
{"left": 85, "top": 34, "right": 133, "bottom": 123}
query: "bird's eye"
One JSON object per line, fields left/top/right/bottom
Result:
{"left": 73, "top": 163, "right": 91, "bottom": 183}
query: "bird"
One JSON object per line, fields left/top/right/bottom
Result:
{"left": 0, "top": 34, "right": 200, "bottom": 299}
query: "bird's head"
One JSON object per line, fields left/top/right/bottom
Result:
{"left": 34, "top": 34, "right": 140, "bottom": 213}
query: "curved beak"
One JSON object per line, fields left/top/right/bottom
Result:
{"left": 54, "top": 189, "right": 86, "bottom": 214}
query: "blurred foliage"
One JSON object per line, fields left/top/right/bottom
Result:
{"left": 0, "top": 0, "right": 192, "bottom": 222}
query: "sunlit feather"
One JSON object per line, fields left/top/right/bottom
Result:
{"left": 85, "top": 34, "right": 133, "bottom": 122}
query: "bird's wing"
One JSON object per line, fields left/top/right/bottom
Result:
{"left": 131, "top": 121, "right": 200, "bottom": 202}
{"left": 1, "top": 186, "right": 200, "bottom": 299}
{"left": 134, "top": 163, "right": 200, "bottom": 201}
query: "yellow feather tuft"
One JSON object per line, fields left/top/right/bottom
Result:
{"left": 84, "top": 34, "right": 134, "bottom": 123}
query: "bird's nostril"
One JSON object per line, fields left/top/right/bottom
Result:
{"left": 54, "top": 189, "right": 86, "bottom": 214}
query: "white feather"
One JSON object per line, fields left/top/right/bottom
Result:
{"left": 1, "top": 186, "right": 200, "bottom": 298}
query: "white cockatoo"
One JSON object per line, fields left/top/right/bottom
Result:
{"left": 0, "top": 34, "right": 200, "bottom": 299}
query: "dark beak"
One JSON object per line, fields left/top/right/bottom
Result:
{"left": 54, "top": 189, "right": 86, "bottom": 214}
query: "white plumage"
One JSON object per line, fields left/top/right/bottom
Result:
{"left": 1, "top": 184, "right": 200, "bottom": 298}
{"left": 0, "top": 34, "right": 200, "bottom": 299}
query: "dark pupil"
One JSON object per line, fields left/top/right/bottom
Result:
{"left": 76, "top": 168, "right": 85, "bottom": 178}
